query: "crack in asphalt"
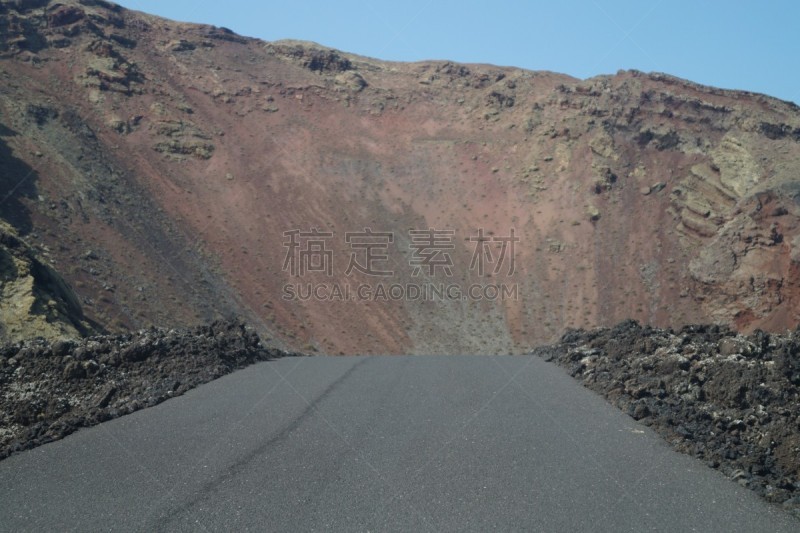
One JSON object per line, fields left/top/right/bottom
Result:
{"left": 151, "top": 356, "right": 371, "bottom": 529}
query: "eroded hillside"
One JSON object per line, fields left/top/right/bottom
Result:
{"left": 2, "top": 0, "right": 800, "bottom": 353}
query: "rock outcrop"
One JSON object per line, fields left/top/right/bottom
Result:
{"left": 0, "top": 221, "right": 94, "bottom": 341}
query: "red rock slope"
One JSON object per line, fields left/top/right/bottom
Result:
{"left": 2, "top": 0, "right": 800, "bottom": 353}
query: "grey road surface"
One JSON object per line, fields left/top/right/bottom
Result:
{"left": 0, "top": 356, "right": 797, "bottom": 532}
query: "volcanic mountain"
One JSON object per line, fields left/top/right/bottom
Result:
{"left": 2, "top": 0, "right": 800, "bottom": 354}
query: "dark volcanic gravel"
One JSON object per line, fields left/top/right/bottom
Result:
{"left": 0, "top": 320, "right": 298, "bottom": 460}
{"left": 535, "top": 319, "right": 800, "bottom": 517}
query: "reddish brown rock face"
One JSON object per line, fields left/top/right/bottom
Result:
{"left": 2, "top": 1, "right": 800, "bottom": 353}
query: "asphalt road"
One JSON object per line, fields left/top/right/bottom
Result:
{"left": 0, "top": 356, "right": 797, "bottom": 532}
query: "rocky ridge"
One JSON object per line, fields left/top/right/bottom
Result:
{"left": 0, "top": 318, "right": 296, "bottom": 460}
{"left": 536, "top": 320, "right": 800, "bottom": 516}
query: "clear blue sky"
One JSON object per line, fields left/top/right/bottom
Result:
{"left": 117, "top": 0, "right": 799, "bottom": 104}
